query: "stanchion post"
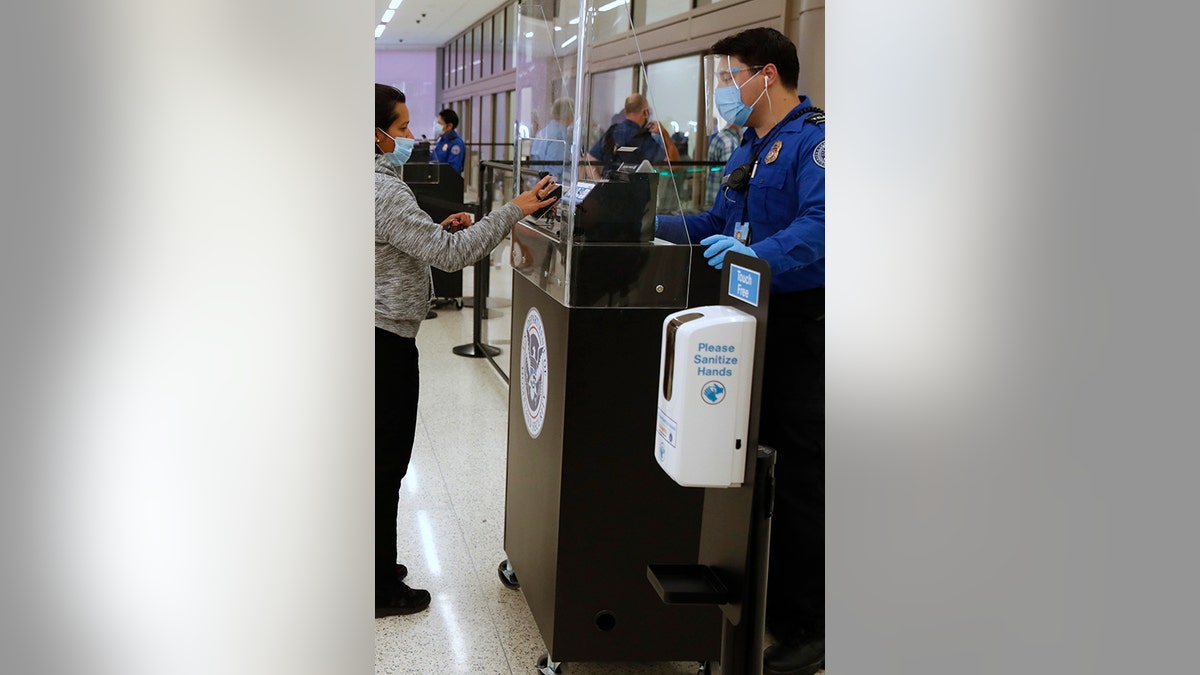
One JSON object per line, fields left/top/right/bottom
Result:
{"left": 454, "top": 160, "right": 502, "bottom": 359}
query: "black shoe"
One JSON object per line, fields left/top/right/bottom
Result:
{"left": 395, "top": 564, "right": 407, "bottom": 581}
{"left": 763, "top": 636, "right": 824, "bottom": 675}
{"left": 375, "top": 581, "right": 431, "bottom": 617}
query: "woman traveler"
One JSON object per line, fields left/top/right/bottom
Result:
{"left": 374, "top": 83, "right": 556, "bottom": 617}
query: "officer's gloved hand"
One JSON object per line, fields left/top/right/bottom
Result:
{"left": 700, "top": 234, "right": 756, "bottom": 269}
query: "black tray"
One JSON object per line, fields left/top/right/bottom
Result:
{"left": 647, "top": 564, "right": 730, "bottom": 605}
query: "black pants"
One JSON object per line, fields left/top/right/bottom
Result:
{"left": 760, "top": 289, "right": 825, "bottom": 641}
{"left": 375, "top": 327, "right": 419, "bottom": 598}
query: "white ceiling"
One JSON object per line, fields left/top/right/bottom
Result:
{"left": 374, "top": 0, "right": 505, "bottom": 50}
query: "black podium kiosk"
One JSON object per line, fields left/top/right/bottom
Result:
{"left": 405, "top": 161, "right": 465, "bottom": 305}
{"left": 502, "top": 163, "right": 724, "bottom": 669}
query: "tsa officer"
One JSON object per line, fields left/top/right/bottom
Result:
{"left": 655, "top": 27, "right": 825, "bottom": 675}
{"left": 433, "top": 108, "right": 466, "bottom": 175}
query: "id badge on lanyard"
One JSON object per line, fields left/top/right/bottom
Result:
{"left": 733, "top": 221, "right": 751, "bottom": 244}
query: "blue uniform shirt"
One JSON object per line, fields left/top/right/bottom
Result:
{"left": 588, "top": 118, "right": 665, "bottom": 164}
{"left": 432, "top": 129, "right": 466, "bottom": 174}
{"left": 656, "top": 99, "right": 824, "bottom": 294}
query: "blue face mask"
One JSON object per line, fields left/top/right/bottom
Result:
{"left": 378, "top": 129, "right": 415, "bottom": 166}
{"left": 715, "top": 70, "right": 768, "bottom": 127}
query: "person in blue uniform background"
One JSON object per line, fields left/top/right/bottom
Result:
{"left": 584, "top": 93, "right": 679, "bottom": 178}
{"left": 655, "top": 27, "right": 825, "bottom": 675}
{"left": 432, "top": 108, "right": 466, "bottom": 175}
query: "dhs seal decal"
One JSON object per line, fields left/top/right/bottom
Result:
{"left": 813, "top": 140, "right": 826, "bottom": 169}
{"left": 519, "top": 307, "right": 549, "bottom": 438}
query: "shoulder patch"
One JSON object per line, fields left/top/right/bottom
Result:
{"left": 450, "top": 145, "right": 461, "bottom": 155}
{"left": 813, "top": 140, "right": 825, "bottom": 169}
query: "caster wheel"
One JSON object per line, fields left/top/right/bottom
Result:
{"left": 697, "top": 661, "right": 711, "bottom": 675}
{"left": 498, "top": 559, "right": 520, "bottom": 590}
{"left": 455, "top": 299, "right": 463, "bottom": 310}
{"left": 536, "top": 653, "right": 563, "bottom": 674}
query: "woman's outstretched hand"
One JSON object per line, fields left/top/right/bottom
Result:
{"left": 512, "top": 175, "right": 560, "bottom": 217}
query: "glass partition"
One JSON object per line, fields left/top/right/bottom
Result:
{"left": 512, "top": 0, "right": 694, "bottom": 309}
{"left": 644, "top": 54, "right": 703, "bottom": 215}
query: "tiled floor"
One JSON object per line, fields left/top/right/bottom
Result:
{"left": 374, "top": 298, "right": 712, "bottom": 675}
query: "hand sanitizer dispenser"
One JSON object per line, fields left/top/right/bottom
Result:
{"left": 654, "top": 306, "right": 756, "bottom": 488}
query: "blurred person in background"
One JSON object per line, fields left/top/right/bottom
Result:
{"left": 585, "top": 93, "right": 679, "bottom": 177}
{"left": 705, "top": 121, "right": 742, "bottom": 206}
{"left": 530, "top": 97, "right": 575, "bottom": 181}
{"left": 374, "top": 83, "right": 556, "bottom": 618}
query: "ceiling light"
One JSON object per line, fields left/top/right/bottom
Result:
{"left": 382, "top": 9, "right": 395, "bottom": 22}
{"left": 568, "top": 18, "right": 579, "bottom": 25}
{"left": 388, "top": 0, "right": 403, "bottom": 8}
{"left": 598, "top": 0, "right": 627, "bottom": 11}
{"left": 525, "top": 32, "right": 533, "bottom": 38}
{"left": 554, "top": 26, "right": 562, "bottom": 32}
{"left": 375, "top": 24, "right": 386, "bottom": 38}
{"left": 561, "top": 35, "right": 577, "bottom": 48}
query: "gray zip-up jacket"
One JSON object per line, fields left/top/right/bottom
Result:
{"left": 376, "top": 155, "right": 523, "bottom": 337}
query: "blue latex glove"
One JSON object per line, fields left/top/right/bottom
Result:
{"left": 700, "top": 234, "right": 756, "bottom": 269}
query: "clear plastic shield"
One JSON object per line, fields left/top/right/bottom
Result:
{"left": 512, "top": 0, "right": 695, "bottom": 309}
{"left": 514, "top": 0, "right": 580, "bottom": 187}
{"left": 703, "top": 53, "right": 755, "bottom": 210}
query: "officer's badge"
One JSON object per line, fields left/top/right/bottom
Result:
{"left": 765, "top": 140, "right": 782, "bottom": 164}
{"left": 813, "top": 140, "right": 825, "bottom": 168}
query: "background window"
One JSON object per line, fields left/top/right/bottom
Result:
{"left": 482, "top": 19, "right": 492, "bottom": 78}
{"left": 593, "top": 0, "right": 631, "bottom": 41}
{"left": 504, "top": 5, "right": 515, "bottom": 70}
{"left": 459, "top": 36, "right": 467, "bottom": 84}
{"left": 643, "top": 54, "right": 701, "bottom": 156}
{"left": 493, "top": 13, "right": 504, "bottom": 72}
{"left": 473, "top": 25, "right": 483, "bottom": 80}
{"left": 588, "top": 67, "right": 635, "bottom": 151}
{"left": 634, "top": 0, "right": 691, "bottom": 26}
